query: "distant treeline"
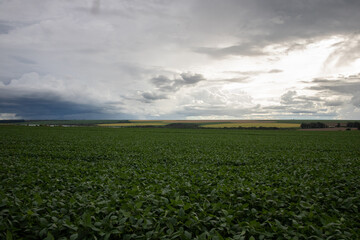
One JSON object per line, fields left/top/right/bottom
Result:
{"left": 0, "top": 119, "right": 25, "bottom": 123}
{"left": 300, "top": 122, "right": 328, "bottom": 129}
{"left": 301, "top": 121, "right": 360, "bottom": 129}
{"left": 346, "top": 122, "right": 360, "bottom": 128}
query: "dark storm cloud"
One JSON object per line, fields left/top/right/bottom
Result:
{"left": 150, "top": 72, "right": 205, "bottom": 92}
{"left": 0, "top": 91, "right": 131, "bottom": 120}
{"left": 0, "top": 93, "right": 99, "bottom": 119}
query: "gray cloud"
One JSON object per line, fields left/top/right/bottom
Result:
{"left": 307, "top": 73, "right": 360, "bottom": 110}
{"left": 212, "top": 77, "right": 250, "bottom": 83}
{"left": 191, "top": 0, "right": 360, "bottom": 57}
{"left": 268, "top": 69, "right": 283, "bottom": 73}
{"left": 0, "top": 22, "right": 14, "bottom": 34}
{"left": 325, "top": 100, "right": 343, "bottom": 107}
{"left": 291, "top": 110, "right": 316, "bottom": 114}
{"left": 177, "top": 105, "right": 256, "bottom": 119}
{"left": 11, "top": 56, "right": 37, "bottom": 65}
{"left": 224, "top": 69, "right": 282, "bottom": 76}
{"left": 150, "top": 72, "right": 205, "bottom": 92}
{"left": 141, "top": 91, "right": 168, "bottom": 102}
{"left": 263, "top": 73, "right": 360, "bottom": 119}
{"left": 280, "top": 90, "right": 298, "bottom": 105}
{"left": 309, "top": 74, "right": 360, "bottom": 95}
{"left": 297, "top": 95, "right": 322, "bottom": 102}
{"left": 261, "top": 89, "right": 338, "bottom": 118}
{"left": 91, "top": 0, "right": 101, "bottom": 15}
{"left": 195, "top": 43, "right": 266, "bottom": 58}
{"left": 351, "top": 95, "right": 360, "bottom": 108}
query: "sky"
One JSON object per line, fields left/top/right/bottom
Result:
{"left": 1, "top": 0, "right": 360, "bottom": 120}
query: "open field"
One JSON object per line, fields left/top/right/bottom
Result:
{"left": 1, "top": 126, "right": 360, "bottom": 239}
{"left": 160, "top": 120, "right": 278, "bottom": 123}
{"left": 201, "top": 123, "right": 300, "bottom": 128}
{"left": 97, "top": 120, "right": 300, "bottom": 128}
{"left": 3, "top": 119, "right": 358, "bottom": 131}
{"left": 98, "top": 123, "right": 167, "bottom": 127}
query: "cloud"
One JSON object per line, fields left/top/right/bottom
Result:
{"left": 172, "top": 87, "right": 257, "bottom": 119}
{"left": 324, "top": 34, "right": 360, "bottom": 71}
{"left": 150, "top": 72, "right": 205, "bottom": 92}
{"left": 307, "top": 73, "right": 360, "bottom": 110}
{"left": 224, "top": 69, "right": 282, "bottom": 76}
{"left": 195, "top": 42, "right": 266, "bottom": 58}
{"left": 262, "top": 73, "right": 360, "bottom": 119}
{"left": 0, "top": 113, "right": 19, "bottom": 120}
{"left": 308, "top": 74, "right": 360, "bottom": 95}
{"left": 0, "top": 94, "right": 104, "bottom": 119}
{"left": 0, "top": 1, "right": 360, "bottom": 119}
{"left": 191, "top": 0, "right": 360, "bottom": 58}
{"left": 260, "top": 89, "right": 339, "bottom": 119}
{"left": 91, "top": 0, "right": 101, "bottom": 15}
{"left": 0, "top": 72, "right": 132, "bottom": 119}
{"left": 141, "top": 91, "right": 168, "bottom": 102}
{"left": 0, "top": 22, "right": 14, "bottom": 34}
{"left": 280, "top": 90, "right": 298, "bottom": 105}
{"left": 268, "top": 69, "right": 283, "bottom": 74}
{"left": 324, "top": 100, "right": 343, "bottom": 107}
{"left": 211, "top": 77, "right": 250, "bottom": 83}
{"left": 11, "top": 55, "right": 36, "bottom": 65}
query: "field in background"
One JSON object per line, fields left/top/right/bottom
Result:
{"left": 1, "top": 126, "right": 359, "bottom": 239}
{"left": 97, "top": 120, "right": 300, "bottom": 128}
{"left": 201, "top": 122, "right": 300, "bottom": 128}
{"left": 2, "top": 119, "right": 357, "bottom": 130}
{"left": 98, "top": 122, "right": 167, "bottom": 127}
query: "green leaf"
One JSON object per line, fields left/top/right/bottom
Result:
{"left": 70, "top": 233, "right": 78, "bottom": 240}
{"left": 44, "top": 232, "right": 55, "bottom": 240}
{"left": 82, "top": 212, "right": 92, "bottom": 227}
{"left": 6, "top": 230, "right": 13, "bottom": 240}
{"left": 135, "top": 201, "right": 143, "bottom": 209}
{"left": 179, "top": 208, "right": 185, "bottom": 218}
{"left": 184, "top": 231, "right": 192, "bottom": 239}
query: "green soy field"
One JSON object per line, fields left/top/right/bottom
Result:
{"left": 1, "top": 126, "right": 359, "bottom": 239}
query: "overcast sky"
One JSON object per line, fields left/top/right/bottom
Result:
{"left": 1, "top": 0, "right": 360, "bottom": 120}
